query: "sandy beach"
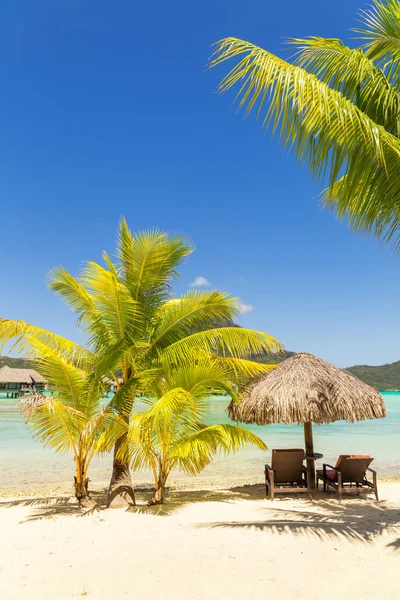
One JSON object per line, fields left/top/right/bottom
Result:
{"left": 1, "top": 481, "right": 399, "bottom": 600}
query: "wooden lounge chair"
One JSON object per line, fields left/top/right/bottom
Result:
{"left": 265, "top": 448, "right": 309, "bottom": 500}
{"left": 316, "top": 455, "right": 378, "bottom": 501}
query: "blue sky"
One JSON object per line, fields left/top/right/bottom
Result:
{"left": 0, "top": 0, "right": 397, "bottom": 367}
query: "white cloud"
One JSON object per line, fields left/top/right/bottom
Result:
{"left": 238, "top": 300, "right": 255, "bottom": 314}
{"left": 190, "top": 276, "right": 210, "bottom": 287}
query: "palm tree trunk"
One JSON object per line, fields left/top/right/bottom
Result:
{"left": 148, "top": 472, "right": 166, "bottom": 506}
{"left": 74, "top": 475, "right": 99, "bottom": 510}
{"left": 107, "top": 433, "right": 136, "bottom": 508}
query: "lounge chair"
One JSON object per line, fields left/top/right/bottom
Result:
{"left": 316, "top": 455, "right": 378, "bottom": 501}
{"left": 265, "top": 448, "right": 309, "bottom": 500}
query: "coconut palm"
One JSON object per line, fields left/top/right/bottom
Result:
{"left": 120, "top": 359, "right": 271, "bottom": 505}
{"left": 18, "top": 341, "right": 125, "bottom": 508}
{"left": 210, "top": 0, "right": 400, "bottom": 249}
{"left": 0, "top": 220, "right": 282, "bottom": 507}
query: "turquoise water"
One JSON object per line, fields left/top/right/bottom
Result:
{"left": 0, "top": 392, "right": 399, "bottom": 493}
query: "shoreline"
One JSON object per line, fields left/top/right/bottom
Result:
{"left": 2, "top": 474, "right": 400, "bottom": 503}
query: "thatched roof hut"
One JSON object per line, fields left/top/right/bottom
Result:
{"left": 12, "top": 368, "right": 45, "bottom": 384}
{"left": 229, "top": 352, "right": 386, "bottom": 425}
{"left": 0, "top": 365, "right": 27, "bottom": 383}
{"left": 229, "top": 352, "right": 386, "bottom": 487}
{"left": 0, "top": 365, "right": 45, "bottom": 384}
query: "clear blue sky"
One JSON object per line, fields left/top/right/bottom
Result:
{"left": 0, "top": 0, "right": 397, "bottom": 367}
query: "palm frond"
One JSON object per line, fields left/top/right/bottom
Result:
{"left": 27, "top": 340, "right": 83, "bottom": 406}
{"left": 210, "top": 37, "right": 400, "bottom": 248}
{"left": 149, "top": 290, "right": 239, "bottom": 352}
{"left": 170, "top": 423, "right": 267, "bottom": 475}
{"left": 81, "top": 411, "right": 127, "bottom": 455}
{"left": 18, "top": 395, "right": 84, "bottom": 455}
{"left": 48, "top": 267, "right": 114, "bottom": 351}
{"left": 145, "top": 388, "right": 197, "bottom": 424}
{"left": 323, "top": 169, "right": 400, "bottom": 249}
{"left": 291, "top": 36, "right": 400, "bottom": 134}
{"left": 355, "top": 0, "right": 400, "bottom": 81}
{"left": 80, "top": 261, "right": 144, "bottom": 345}
{"left": 160, "top": 361, "right": 237, "bottom": 400}
{"left": 160, "top": 326, "right": 282, "bottom": 366}
{"left": 118, "top": 413, "right": 157, "bottom": 472}
{"left": 107, "top": 368, "right": 161, "bottom": 415}
{"left": 117, "top": 219, "right": 193, "bottom": 309}
{"left": 0, "top": 318, "right": 90, "bottom": 363}
{"left": 215, "top": 357, "right": 278, "bottom": 381}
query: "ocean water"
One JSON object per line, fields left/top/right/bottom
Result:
{"left": 0, "top": 392, "right": 399, "bottom": 494}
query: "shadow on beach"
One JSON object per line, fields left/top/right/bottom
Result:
{"left": 200, "top": 494, "right": 400, "bottom": 551}
{"left": 139, "top": 483, "right": 400, "bottom": 552}
{"left": 0, "top": 483, "right": 266, "bottom": 519}
{"left": 126, "top": 485, "right": 261, "bottom": 516}
{"left": 0, "top": 490, "right": 108, "bottom": 522}
{"left": 1, "top": 483, "right": 399, "bottom": 552}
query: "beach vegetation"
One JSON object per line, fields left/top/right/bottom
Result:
{"left": 0, "top": 220, "right": 281, "bottom": 507}
{"left": 17, "top": 343, "right": 124, "bottom": 509}
{"left": 210, "top": 0, "right": 400, "bottom": 250}
{"left": 120, "top": 359, "right": 269, "bottom": 505}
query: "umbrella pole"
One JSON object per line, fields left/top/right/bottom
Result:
{"left": 304, "top": 422, "right": 315, "bottom": 489}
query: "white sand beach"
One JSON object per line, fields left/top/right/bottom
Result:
{"left": 1, "top": 481, "right": 399, "bottom": 600}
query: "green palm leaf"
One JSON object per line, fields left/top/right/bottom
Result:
{"left": 48, "top": 267, "right": 114, "bottom": 351}
{"left": 355, "top": 0, "right": 400, "bottom": 79}
{"left": 18, "top": 395, "right": 84, "bottom": 455}
{"left": 160, "top": 326, "right": 281, "bottom": 366}
{"left": 0, "top": 318, "right": 90, "bottom": 363}
{"left": 81, "top": 411, "right": 127, "bottom": 455}
{"left": 170, "top": 424, "right": 267, "bottom": 475}
{"left": 117, "top": 219, "right": 193, "bottom": 309}
{"left": 210, "top": 20, "right": 400, "bottom": 249}
{"left": 1, "top": 219, "right": 282, "bottom": 505}
{"left": 80, "top": 261, "right": 144, "bottom": 345}
{"left": 291, "top": 36, "right": 400, "bottom": 133}
{"left": 150, "top": 290, "right": 239, "bottom": 352}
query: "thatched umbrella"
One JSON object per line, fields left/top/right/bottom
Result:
{"left": 229, "top": 352, "right": 387, "bottom": 488}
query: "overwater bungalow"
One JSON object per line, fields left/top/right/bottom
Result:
{"left": 0, "top": 365, "right": 47, "bottom": 398}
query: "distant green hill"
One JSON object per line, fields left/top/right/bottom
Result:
{"left": 0, "top": 356, "right": 35, "bottom": 369}
{"left": 249, "top": 352, "right": 400, "bottom": 391}
{"left": 345, "top": 361, "right": 400, "bottom": 391}
{"left": 254, "top": 354, "right": 400, "bottom": 391}
{"left": 1, "top": 353, "right": 399, "bottom": 391}
{"left": 251, "top": 350, "right": 295, "bottom": 364}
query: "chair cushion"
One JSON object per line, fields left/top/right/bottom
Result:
{"left": 317, "top": 468, "right": 337, "bottom": 481}
{"left": 320, "top": 455, "right": 373, "bottom": 483}
{"left": 348, "top": 455, "right": 371, "bottom": 459}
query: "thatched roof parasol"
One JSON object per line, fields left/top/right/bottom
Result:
{"left": 229, "top": 352, "right": 387, "bottom": 487}
{"left": 230, "top": 352, "right": 386, "bottom": 425}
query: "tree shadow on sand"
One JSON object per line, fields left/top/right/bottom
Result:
{"left": 2, "top": 483, "right": 399, "bottom": 554}
{"left": 387, "top": 537, "right": 400, "bottom": 551}
{"left": 201, "top": 495, "right": 400, "bottom": 552}
{"left": 126, "top": 487, "right": 250, "bottom": 516}
{"left": 0, "top": 490, "right": 108, "bottom": 522}
{"left": 0, "top": 487, "right": 246, "bottom": 519}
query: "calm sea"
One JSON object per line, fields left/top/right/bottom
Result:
{"left": 0, "top": 392, "right": 398, "bottom": 493}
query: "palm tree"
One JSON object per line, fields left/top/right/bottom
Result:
{"left": 210, "top": 0, "right": 400, "bottom": 249}
{"left": 18, "top": 342, "right": 124, "bottom": 508}
{"left": 120, "top": 359, "right": 271, "bottom": 505}
{"left": 0, "top": 220, "right": 282, "bottom": 507}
